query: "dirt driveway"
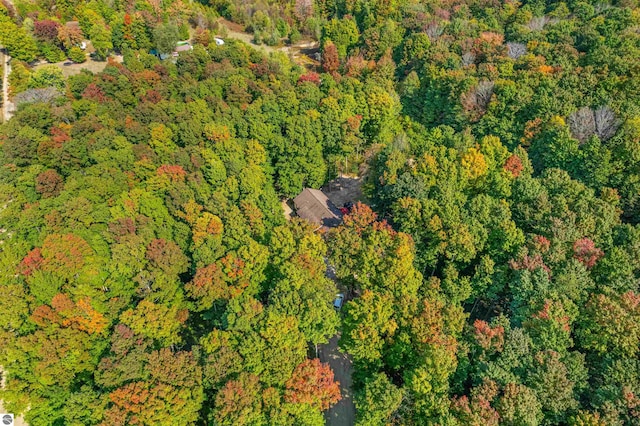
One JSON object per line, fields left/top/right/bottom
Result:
{"left": 322, "top": 175, "right": 364, "bottom": 208}
{"left": 316, "top": 175, "right": 363, "bottom": 426}
{"left": 319, "top": 334, "right": 356, "bottom": 426}
{"left": 1, "top": 50, "right": 14, "bottom": 122}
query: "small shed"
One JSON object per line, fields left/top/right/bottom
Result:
{"left": 174, "top": 44, "right": 193, "bottom": 53}
{"left": 172, "top": 43, "right": 193, "bottom": 57}
{"left": 294, "top": 188, "right": 342, "bottom": 229}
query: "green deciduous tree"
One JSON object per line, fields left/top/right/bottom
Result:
{"left": 354, "top": 373, "right": 403, "bottom": 426}
{"left": 154, "top": 23, "right": 180, "bottom": 55}
{"left": 89, "top": 24, "right": 112, "bottom": 60}
{"left": 0, "top": 14, "right": 39, "bottom": 62}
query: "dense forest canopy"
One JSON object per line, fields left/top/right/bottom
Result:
{"left": 2, "top": 0, "right": 640, "bottom": 425}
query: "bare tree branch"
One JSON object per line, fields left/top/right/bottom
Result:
{"left": 14, "top": 87, "right": 63, "bottom": 106}
{"left": 568, "top": 107, "right": 596, "bottom": 144}
{"left": 526, "top": 16, "right": 560, "bottom": 32}
{"left": 506, "top": 42, "right": 527, "bottom": 59}
{"left": 594, "top": 106, "right": 620, "bottom": 141}
{"left": 425, "top": 22, "right": 443, "bottom": 40}
{"left": 475, "top": 81, "right": 495, "bottom": 109}
{"left": 461, "top": 80, "right": 494, "bottom": 121}
{"left": 462, "top": 51, "right": 476, "bottom": 67}
{"left": 568, "top": 106, "right": 619, "bottom": 143}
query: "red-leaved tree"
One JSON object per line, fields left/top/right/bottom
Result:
{"left": 322, "top": 41, "right": 340, "bottom": 75}
{"left": 285, "top": 358, "right": 341, "bottom": 410}
{"left": 34, "top": 20, "right": 60, "bottom": 42}
{"left": 18, "top": 247, "right": 44, "bottom": 276}
{"left": 35, "top": 169, "right": 64, "bottom": 198}
{"left": 298, "top": 72, "right": 321, "bottom": 86}
{"left": 503, "top": 154, "right": 523, "bottom": 177}
{"left": 573, "top": 237, "right": 604, "bottom": 268}
{"left": 473, "top": 319, "right": 505, "bottom": 353}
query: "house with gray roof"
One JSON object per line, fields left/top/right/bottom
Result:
{"left": 293, "top": 188, "right": 342, "bottom": 229}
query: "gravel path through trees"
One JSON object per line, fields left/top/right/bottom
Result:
{"left": 1, "top": 50, "right": 15, "bottom": 122}
{"left": 318, "top": 335, "right": 356, "bottom": 426}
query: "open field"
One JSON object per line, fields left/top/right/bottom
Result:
{"left": 217, "top": 18, "right": 320, "bottom": 68}
{"left": 32, "top": 54, "right": 123, "bottom": 78}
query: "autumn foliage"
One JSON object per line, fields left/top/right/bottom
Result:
{"left": 35, "top": 169, "right": 64, "bottom": 198}
{"left": 156, "top": 164, "right": 187, "bottom": 181}
{"left": 18, "top": 247, "right": 44, "bottom": 276}
{"left": 503, "top": 154, "right": 523, "bottom": 177}
{"left": 298, "top": 72, "right": 321, "bottom": 85}
{"left": 473, "top": 319, "right": 505, "bottom": 352}
{"left": 31, "top": 294, "right": 108, "bottom": 334}
{"left": 573, "top": 238, "right": 604, "bottom": 269}
{"left": 341, "top": 202, "right": 392, "bottom": 234}
{"left": 285, "top": 358, "right": 341, "bottom": 410}
{"left": 40, "top": 233, "right": 94, "bottom": 276}
{"left": 33, "top": 20, "right": 60, "bottom": 41}
{"left": 2, "top": 1, "right": 640, "bottom": 424}
{"left": 322, "top": 41, "right": 340, "bottom": 75}
{"left": 82, "top": 83, "right": 107, "bottom": 102}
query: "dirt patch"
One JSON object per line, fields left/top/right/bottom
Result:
{"left": 32, "top": 54, "right": 123, "bottom": 78}
{"left": 318, "top": 334, "right": 356, "bottom": 426}
{"left": 217, "top": 18, "right": 281, "bottom": 55}
{"left": 322, "top": 175, "right": 364, "bottom": 209}
{"left": 2, "top": 51, "right": 14, "bottom": 122}
{"left": 216, "top": 18, "right": 319, "bottom": 68}
{"left": 218, "top": 18, "right": 245, "bottom": 33}
{"left": 281, "top": 199, "right": 293, "bottom": 220}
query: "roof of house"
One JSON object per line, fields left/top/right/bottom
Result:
{"left": 174, "top": 44, "right": 193, "bottom": 52}
{"left": 293, "top": 188, "right": 342, "bottom": 228}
